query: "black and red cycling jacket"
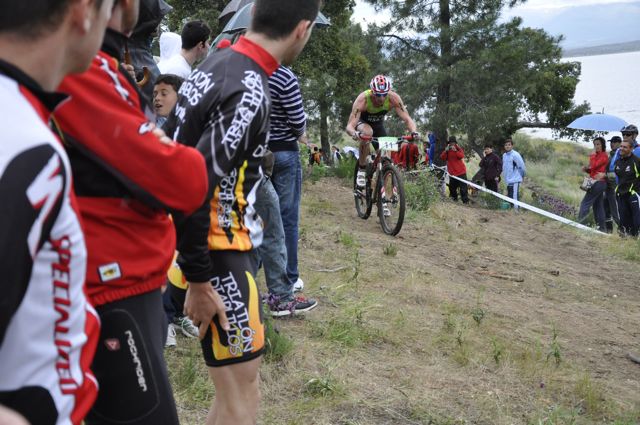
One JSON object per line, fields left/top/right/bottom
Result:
{"left": 55, "top": 30, "right": 208, "bottom": 306}
{"left": 164, "top": 36, "right": 278, "bottom": 283}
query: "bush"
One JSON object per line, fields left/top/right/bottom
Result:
{"left": 404, "top": 171, "right": 441, "bottom": 211}
{"left": 329, "top": 157, "right": 356, "bottom": 181}
{"left": 307, "top": 164, "right": 328, "bottom": 183}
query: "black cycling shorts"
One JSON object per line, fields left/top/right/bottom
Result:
{"left": 201, "top": 250, "right": 265, "bottom": 367}
{"left": 356, "top": 120, "right": 387, "bottom": 151}
{"left": 85, "top": 289, "right": 179, "bottom": 425}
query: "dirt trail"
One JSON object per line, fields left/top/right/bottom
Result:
{"left": 294, "top": 176, "right": 640, "bottom": 423}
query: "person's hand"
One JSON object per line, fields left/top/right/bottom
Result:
{"left": 581, "top": 165, "right": 588, "bottom": 172}
{"left": 152, "top": 126, "right": 174, "bottom": 146}
{"left": 122, "top": 63, "right": 136, "bottom": 81}
{"left": 184, "top": 282, "right": 230, "bottom": 339}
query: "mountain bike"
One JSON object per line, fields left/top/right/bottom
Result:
{"left": 353, "top": 135, "right": 412, "bottom": 236}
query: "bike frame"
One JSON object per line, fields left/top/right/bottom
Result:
{"left": 359, "top": 134, "right": 414, "bottom": 197}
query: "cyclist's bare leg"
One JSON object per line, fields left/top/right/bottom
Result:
{"left": 356, "top": 122, "right": 373, "bottom": 168}
{"left": 206, "top": 357, "right": 262, "bottom": 425}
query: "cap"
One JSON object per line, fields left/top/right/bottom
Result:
{"left": 609, "top": 136, "right": 622, "bottom": 143}
{"left": 447, "top": 136, "right": 457, "bottom": 143}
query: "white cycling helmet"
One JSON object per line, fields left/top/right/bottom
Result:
{"left": 369, "top": 74, "right": 391, "bottom": 96}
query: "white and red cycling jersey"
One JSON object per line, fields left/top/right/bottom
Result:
{"left": 0, "top": 60, "right": 99, "bottom": 425}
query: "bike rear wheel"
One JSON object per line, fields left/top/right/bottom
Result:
{"left": 377, "top": 165, "right": 406, "bottom": 235}
{"left": 354, "top": 161, "right": 372, "bottom": 219}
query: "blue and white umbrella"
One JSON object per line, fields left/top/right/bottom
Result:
{"left": 567, "top": 113, "right": 628, "bottom": 132}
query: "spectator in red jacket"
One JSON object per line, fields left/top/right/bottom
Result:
{"left": 55, "top": 2, "right": 208, "bottom": 423}
{"left": 440, "top": 136, "right": 469, "bottom": 203}
{"left": 392, "top": 141, "right": 406, "bottom": 167}
{"left": 401, "top": 141, "right": 419, "bottom": 170}
{"left": 578, "top": 136, "right": 609, "bottom": 230}
{"left": 423, "top": 140, "right": 431, "bottom": 166}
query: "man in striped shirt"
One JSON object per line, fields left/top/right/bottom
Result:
{"left": 268, "top": 65, "right": 307, "bottom": 292}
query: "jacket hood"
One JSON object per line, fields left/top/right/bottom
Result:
{"left": 159, "top": 32, "right": 182, "bottom": 61}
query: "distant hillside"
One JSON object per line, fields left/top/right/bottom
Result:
{"left": 507, "top": 1, "right": 640, "bottom": 50}
{"left": 563, "top": 40, "right": 640, "bottom": 58}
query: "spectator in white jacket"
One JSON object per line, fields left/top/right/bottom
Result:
{"left": 157, "top": 20, "right": 211, "bottom": 79}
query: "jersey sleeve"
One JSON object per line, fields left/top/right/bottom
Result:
{"left": 0, "top": 145, "right": 64, "bottom": 345}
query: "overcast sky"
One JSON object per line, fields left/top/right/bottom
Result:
{"left": 509, "top": 0, "right": 637, "bottom": 9}
{"left": 352, "top": 0, "right": 639, "bottom": 24}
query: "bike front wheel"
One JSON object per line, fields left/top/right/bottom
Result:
{"left": 354, "top": 161, "right": 372, "bottom": 219}
{"left": 377, "top": 165, "right": 406, "bottom": 236}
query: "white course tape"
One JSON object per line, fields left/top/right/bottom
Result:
{"left": 416, "top": 165, "right": 606, "bottom": 235}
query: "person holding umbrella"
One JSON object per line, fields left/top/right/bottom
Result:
{"left": 614, "top": 137, "right": 640, "bottom": 236}
{"left": 604, "top": 135, "right": 622, "bottom": 232}
{"left": 621, "top": 124, "right": 640, "bottom": 155}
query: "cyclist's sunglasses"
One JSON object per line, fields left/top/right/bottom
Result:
{"left": 374, "top": 93, "right": 387, "bottom": 97}
{"left": 622, "top": 133, "right": 634, "bottom": 137}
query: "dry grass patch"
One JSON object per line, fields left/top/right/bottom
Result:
{"left": 168, "top": 177, "right": 640, "bottom": 424}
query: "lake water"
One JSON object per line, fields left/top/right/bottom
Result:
{"left": 522, "top": 50, "right": 640, "bottom": 141}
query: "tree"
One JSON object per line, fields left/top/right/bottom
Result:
{"left": 293, "top": 1, "right": 380, "bottom": 163}
{"left": 164, "top": 0, "right": 225, "bottom": 33}
{"left": 365, "top": 0, "right": 590, "bottom": 159}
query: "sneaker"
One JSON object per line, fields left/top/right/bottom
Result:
{"left": 266, "top": 295, "right": 318, "bottom": 317}
{"left": 356, "top": 170, "right": 366, "bottom": 188}
{"left": 292, "top": 296, "right": 318, "bottom": 314}
{"left": 267, "top": 297, "right": 294, "bottom": 317}
{"left": 293, "top": 278, "right": 304, "bottom": 292}
{"left": 165, "top": 324, "right": 177, "bottom": 348}
{"left": 173, "top": 315, "right": 199, "bottom": 339}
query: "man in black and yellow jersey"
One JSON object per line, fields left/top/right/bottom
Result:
{"left": 345, "top": 74, "right": 419, "bottom": 188}
{"left": 164, "top": 0, "right": 320, "bottom": 423}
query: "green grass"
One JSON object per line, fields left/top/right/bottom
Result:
{"left": 336, "top": 230, "right": 358, "bottom": 249}
{"left": 263, "top": 314, "right": 294, "bottom": 363}
{"left": 382, "top": 242, "right": 397, "bottom": 256}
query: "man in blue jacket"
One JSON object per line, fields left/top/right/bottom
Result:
{"left": 604, "top": 135, "right": 622, "bottom": 232}
{"left": 502, "top": 138, "right": 526, "bottom": 210}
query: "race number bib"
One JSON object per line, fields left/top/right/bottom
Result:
{"left": 378, "top": 137, "right": 399, "bottom": 152}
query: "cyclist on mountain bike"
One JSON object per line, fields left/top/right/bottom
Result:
{"left": 346, "top": 74, "right": 419, "bottom": 188}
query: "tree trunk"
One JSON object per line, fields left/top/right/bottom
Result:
{"left": 319, "top": 99, "right": 331, "bottom": 164}
{"left": 433, "top": 0, "right": 451, "bottom": 166}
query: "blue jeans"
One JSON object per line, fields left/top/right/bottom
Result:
{"left": 252, "top": 178, "right": 293, "bottom": 301}
{"left": 271, "top": 151, "right": 302, "bottom": 284}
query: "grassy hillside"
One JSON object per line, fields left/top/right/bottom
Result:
{"left": 166, "top": 138, "right": 640, "bottom": 424}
